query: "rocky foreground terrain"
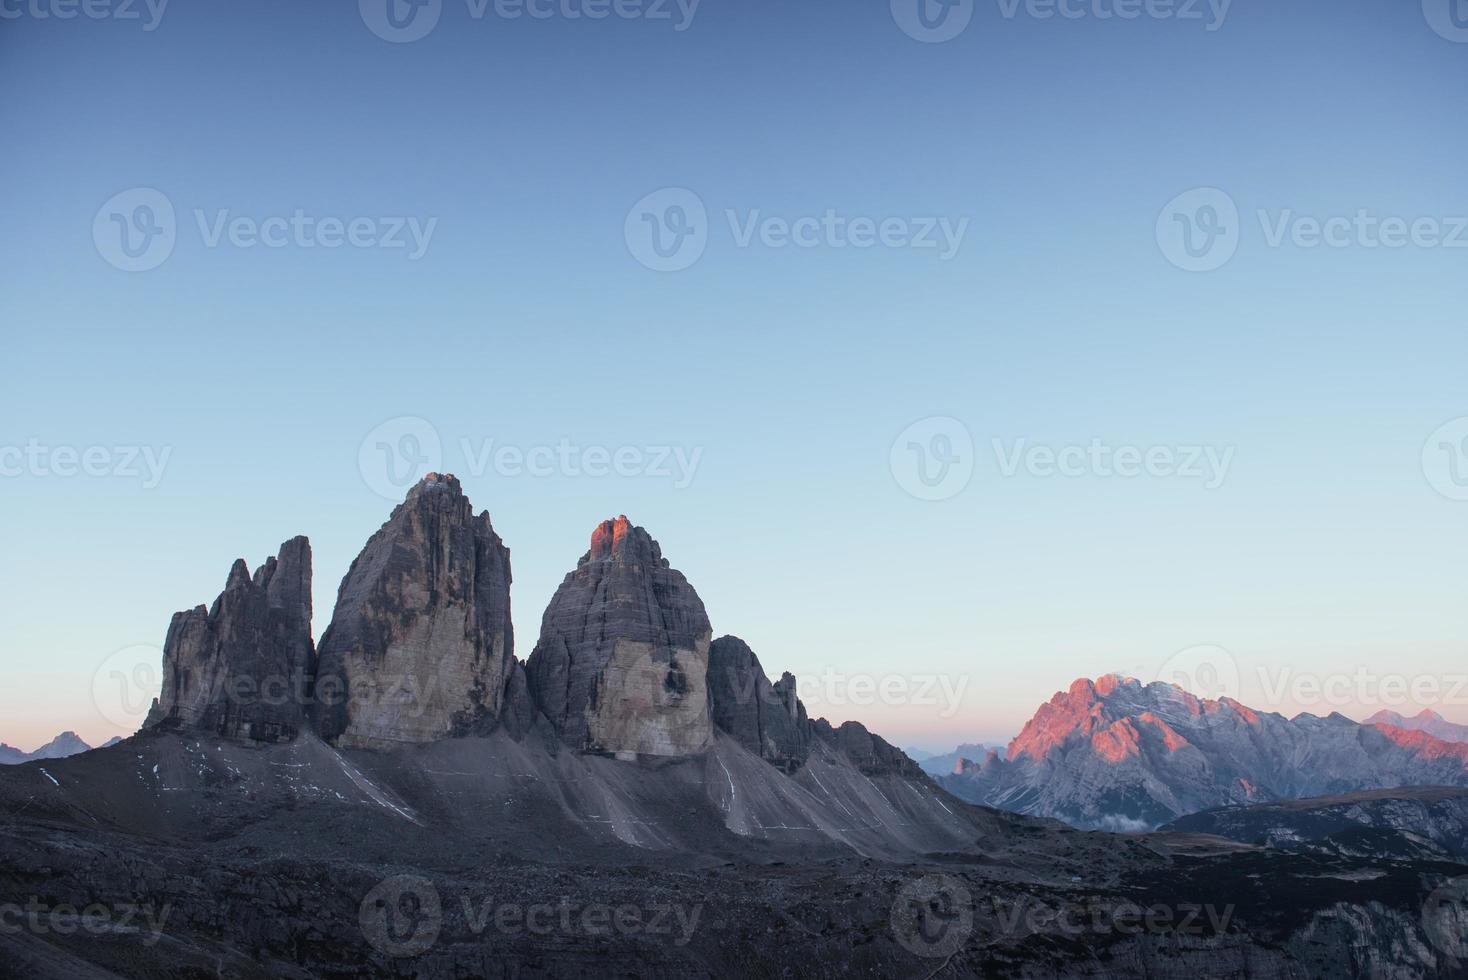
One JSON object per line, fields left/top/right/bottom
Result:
{"left": 940, "top": 675, "right": 1468, "bottom": 831}
{"left": 5, "top": 729, "right": 1468, "bottom": 979}
{"left": 2, "top": 474, "right": 1467, "bottom": 978}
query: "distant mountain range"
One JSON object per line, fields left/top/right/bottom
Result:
{"left": 1365, "top": 707, "right": 1468, "bottom": 743}
{"left": 939, "top": 675, "right": 1468, "bottom": 830}
{"left": 906, "top": 742, "right": 995, "bottom": 777}
{"left": 0, "top": 732, "right": 119, "bottom": 765}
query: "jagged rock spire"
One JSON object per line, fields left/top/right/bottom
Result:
{"left": 525, "top": 516, "right": 713, "bottom": 757}
{"left": 312, "top": 474, "right": 523, "bottom": 749}
{"left": 148, "top": 536, "right": 314, "bottom": 743}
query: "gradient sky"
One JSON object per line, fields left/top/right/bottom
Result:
{"left": 3, "top": 0, "right": 1467, "bottom": 753}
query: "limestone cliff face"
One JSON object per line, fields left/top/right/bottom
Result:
{"left": 148, "top": 536, "right": 314, "bottom": 743}
{"left": 312, "top": 474, "right": 517, "bottom": 749}
{"left": 525, "top": 516, "right": 713, "bottom": 757}
{"left": 706, "top": 635, "right": 809, "bottom": 772}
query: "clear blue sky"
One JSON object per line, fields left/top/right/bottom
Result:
{"left": 3, "top": 0, "right": 1467, "bottom": 752}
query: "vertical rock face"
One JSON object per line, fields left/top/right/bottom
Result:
{"left": 312, "top": 474, "right": 516, "bottom": 749}
{"left": 525, "top": 516, "right": 713, "bottom": 758}
{"left": 707, "top": 636, "right": 809, "bottom": 772}
{"left": 149, "top": 536, "right": 314, "bottom": 743}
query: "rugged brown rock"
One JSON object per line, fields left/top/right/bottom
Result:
{"left": 525, "top": 516, "right": 713, "bottom": 757}
{"left": 147, "top": 536, "right": 314, "bottom": 743}
{"left": 311, "top": 474, "right": 517, "bottom": 749}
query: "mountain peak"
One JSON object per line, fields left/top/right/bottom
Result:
{"left": 407, "top": 471, "right": 462, "bottom": 497}
{"left": 587, "top": 515, "right": 664, "bottom": 565}
{"left": 313, "top": 473, "right": 516, "bottom": 749}
{"left": 527, "top": 516, "right": 710, "bottom": 757}
{"left": 1095, "top": 673, "right": 1141, "bottom": 696}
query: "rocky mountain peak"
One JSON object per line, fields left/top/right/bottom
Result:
{"left": 526, "top": 519, "right": 712, "bottom": 758}
{"left": 1364, "top": 706, "right": 1468, "bottom": 744}
{"left": 405, "top": 471, "right": 462, "bottom": 499}
{"left": 587, "top": 515, "right": 665, "bottom": 565}
{"left": 147, "top": 536, "right": 315, "bottom": 743}
{"left": 312, "top": 477, "right": 521, "bottom": 749}
{"left": 946, "top": 678, "right": 1468, "bottom": 830}
{"left": 706, "top": 636, "right": 809, "bottom": 772}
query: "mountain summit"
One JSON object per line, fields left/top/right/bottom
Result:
{"left": 526, "top": 515, "right": 714, "bottom": 758}
{"left": 147, "top": 536, "right": 314, "bottom": 742}
{"left": 311, "top": 473, "right": 523, "bottom": 748}
{"left": 1365, "top": 707, "right": 1468, "bottom": 743}
{"left": 941, "top": 675, "right": 1468, "bottom": 829}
